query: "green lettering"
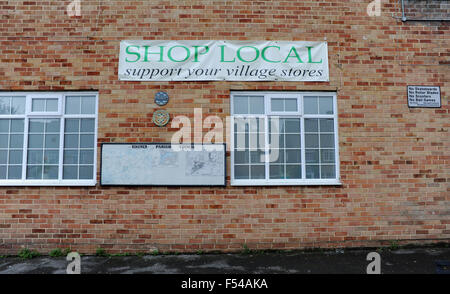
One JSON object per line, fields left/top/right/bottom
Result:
{"left": 193, "top": 46, "right": 209, "bottom": 62}
{"left": 237, "top": 46, "right": 260, "bottom": 63}
{"left": 261, "top": 46, "right": 281, "bottom": 63}
{"left": 167, "top": 46, "right": 190, "bottom": 62}
{"left": 143, "top": 46, "right": 165, "bottom": 62}
{"left": 283, "top": 46, "right": 303, "bottom": 63}
{"left": 220, "top": 45, "right": 236, "bottom": 63}
{"left": 125, "top": 45, "right": 141, "bottom": 62}
{"left": 307, "top": 46, "right": 322, "bottom": 64}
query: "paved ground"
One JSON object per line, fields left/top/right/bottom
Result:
{"left": 0, "top": 247, "right": 449, "bottom": 274}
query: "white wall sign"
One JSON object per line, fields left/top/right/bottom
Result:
{"left": 118, "top": 40, "right": 329, "bottom": 82}
{"left": 407, "top": 86, "right": 441, "bottom": 108}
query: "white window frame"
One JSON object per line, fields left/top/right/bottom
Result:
{"left": 230, "top": 91, "right": 341, "bottom": 186}
{"left": 0, "top": 92, "right": 98, "bottom": 186}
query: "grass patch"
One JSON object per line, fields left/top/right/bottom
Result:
{"left": 49, "top": 248, "right": 65, "bottom": 257}
{"left": 95, "top": 248, "right": 108, "bottom": 257}
{"left": 18, "top": 248, "right": 41, "bottom": 259}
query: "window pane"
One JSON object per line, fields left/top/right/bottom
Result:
{"left": 46, "top": 99, "right": 58, "bottom": 112}
{"left": 11, "top": 97, "right": 26, "bottom": 114}
{"left": 80, "top": 150, "right": 94, "bottom": 164}
{"left": 269, "top": 133, "right": 284, "bottom": 148}
{"left": 80, "top": 134, "right": 94, "bottom": 148}
{"left": 271, "top": 149, "right": 284, "bottom": 164}
{"left": 81, "top": 97, "right": 96, "bottom": 114}
{"left": 250, "top": 165, "right": 265, "bottom": 179}
{"left": 65, "top": 119, "right": 80, "bottom": 133}
{"left": 9, "top": 150, "right": 23, "bottom": 164}
{"left": 44, "top": 150, "right": 59, "bottom": 164}
{"left": 285, "top": 134, "right": 301, "bottom": 148}
{"left": 29, "top": 120, "right": 45, "bottom": 133}
{"left": 81, "top": 119, "right": 95, "bottom": 133}
{"left": 306, "top": 165, "right": 319, "bottom": 179}
{"left": 43, "top": 166, "right": 58, "bottom": 179}
{"left": 64, "top": 150, "right": 78, "bottom": 164}
{"left": 0, "top": 165, "right": 6, "bottom": 178}
{"left": 285, "top": 99, "right": 298, "bottom": 111}
{"left": 32, "top": 99, "right": 46, "bottom": 112}
{"left": 249, "top": 96, "right": 264, "bottom": 114}
{"left": 271, "top": 99, "right": 283, "bottom": 112}
{"left": 64, "top": 134, "right": 79, "bottom": 148}
{"left": 65, "top": 96, "right": 80, "bottom": 114}
{"left": 79, "top": 165, "right": 94, "bottom": 179}
{"left": 234, "top": 133, "right": 249, "bottom": 149}
{"left": 306, "top": 149, "right": 319, "bottom": 163}
{"left": 27, "top": 165, "right": 42, "bottom": 179}
{"left": 305, "top": 134, "right": 319, "bottom": 148}
{"left": 320, "top": 119, "right": 334, "bottom": 132}
{"left": 9, "top": 134, "right": 23, "bottom": 148}
{"left": 319, "top": 96, "right": 333, "bottom": 114}
{"left": 234, "top": 96, "right": 248, "bottom": 114}
{"left": 234, "top": 165, "right": 249, "bottom": 179}
{"left": 28, "top": 134, "right": 44, "bottom": 148}
{"left": 234, "top": 150, "right": 249, "bottom": 164}
{"left": 269, "top": 165, "right": 284, "bottom": 179}
{"left": 320, "top": 134, "right": 335, "bottom": 148}
{"left": 0, "top": 135, "right": 8, "bottom": 148}
{"left": 28, "top": 150, "right": 43, "bottom": 164}
{"left": 304, "top": 96, "right": 318, "bottom": 114}
{"left": 284, "top": 119, "right": 300, "bottom": 133}
{"left": 45, "top": 134, "right": 60, "bottom": 148}
{"left": 250, "top": 150, "right": 264, "bottom": 164}
{"left": 321, "top": 149, "right": 335, "bottom": 163}
{"left": 321, "top": 165, "right": 336, "bottom": 179}
{"left": 63, "top": 166, "right": 77, "bottom": 179}
{"left": 304, "top": 119, "right": 318, "bottom": 132}
{"left": 269, "top": 118, "right": 283, "bottom": 134}
{"left": 8, "top": 165, "right": 21, "bottom": 179}
{"left": 11, "top": 119, "right": 24, "bottom": 132}
{"left": 0, "top": 97, "right": 10, "bottom": 114}
{"left": 0, "top": 120, "right": 9, "bottom": 132}
{"left": 286, "top": 150, "right": 301, "bottom": 163}
{"left": 46, "top": 119, "right": 60, "bottom": 133}
{"left": 0, "top": 151, "right": 7, "bottom": 164}
{"left": 286, "top": 165, "right": 301, "bottom": 179}
{"left": 234, "top": 118, "right": 248, "bottom": 133}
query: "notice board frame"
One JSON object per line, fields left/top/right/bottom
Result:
{"left": 100, "top": 143, "right": 227, "bottom": 187}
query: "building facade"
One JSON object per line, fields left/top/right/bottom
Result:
{"left": 0, "top": 0, "right": 448, "bottom": 254}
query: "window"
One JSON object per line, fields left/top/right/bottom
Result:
{"left": 0, "top": 92, "right": 98, "bottom": 186}
{"left": 401, "top": 0, "right": 450, "bottom": 21}
{"left": 231, "top": 92, "right": 340, "bottom": 186}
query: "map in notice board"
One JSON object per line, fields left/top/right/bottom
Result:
{"left": 101, "top": 143, "right": 226, "bottom": 186}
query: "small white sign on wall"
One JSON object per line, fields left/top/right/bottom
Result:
{"left": 407, "top": 86, "right": 441, "bottom": 108}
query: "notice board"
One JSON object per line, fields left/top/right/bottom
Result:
{"left": 101, "top": 143, "right": 226, "bottom": 186}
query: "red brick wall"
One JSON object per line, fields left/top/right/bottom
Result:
{"left": 0, "top": 0, "right": 448, "bottom": 254}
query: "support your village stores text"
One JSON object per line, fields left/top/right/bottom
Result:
{"left": 181, "top": 278, "right": 268, "bottom": 291}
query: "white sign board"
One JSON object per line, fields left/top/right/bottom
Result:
{"left": 407, "top": 86, "right": 441, "bottom": 108}
{"left": 101, "top": 143, "right": 226, "bottom": 186}
{"left": 118, "top": 40, "right": 329, "bottom": 82}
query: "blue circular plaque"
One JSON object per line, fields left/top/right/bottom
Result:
{"left": 155, "top": 91, "right": 169, "bottom": 106}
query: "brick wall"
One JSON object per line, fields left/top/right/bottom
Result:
{"left": 0, "top": 0, "right": 448, "bottom": 254}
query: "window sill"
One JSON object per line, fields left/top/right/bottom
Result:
{"left": 231, "top": 179, "right": 342, "bottom": 186}
{"left": 0, "top": 180, "right": 96, "bottom": 187}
